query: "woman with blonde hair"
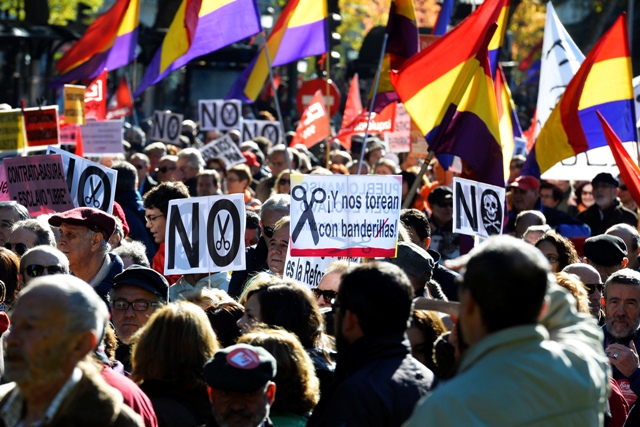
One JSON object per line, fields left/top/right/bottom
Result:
{"left": 131, "top": 301, "right": 220, "bottom": 427}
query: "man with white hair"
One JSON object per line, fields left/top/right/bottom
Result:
{"left": 176, "top": 148, "right": 205, "bottom": 196}
{"left": 1, "top": 275, "right": 143, "bottom": 426}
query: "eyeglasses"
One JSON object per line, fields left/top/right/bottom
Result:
{"left": 22, "top": 264, "right": 66, "bottom": 278}
{"left": 157, "top": 166, "right": 176, "bottom": 174}
{"left": 584, "top": 283, "right": 604, "bottom": 295}
{"left": 312, "top": 288, "right": 338, "bottom": 304}
{"left": 145, "top": 214, "right": 164, "bottom": 223}
{"left": 112, "top": 300, "right": 160, "bottom": 311}
{"left": 331, "top": 298, "right": 341, "bottom": 314}
{"left": 545, "top": 254, "right": 559, "bottom": 264}
{"left": 620, "top": 185, "right": 628, "bottom": 191}
{"left": 263, "top": 226, "right": 275, "bottom": 239}
{"left": 4, "top": 242, "right": 28, "bottom": 256}
{"left": 279, "top": 179, "right": 291, "bottom": 186}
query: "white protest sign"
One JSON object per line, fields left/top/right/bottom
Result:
{"left": 453, "top": 177, "right": 506, "bottom": 238}
{"left": 47, "top": 146, "right": 117, "bottom": 214}
{"left": 385, "top": 131, "right": 411, "bottom": 153}
{"left": 242, "top": 120, "right": 281, "bottom": 145}
{"left": 290, "top": 174, "right": 401, "bottom": 258}
{"left": 164, "top": 194, "right": 246, "bottom": 275}
{"left": 199, "top": 100, "right": 242, "bottom": 131}
{"left": 4, "top": 155, "right": 74, "bottom": 216}
{"left": 151, "top": 110, "right": 183, "bottom": 144}
{"left": 199, "top": 134, "right": 246, "bottom": 169}
{"left": 541, "top": 143, "right": 638, "bottom": 181}
{"left": 80, "top": 120, "right": 124, "bottom": 156}
{"left": 284, "top": 250, "right": 359, "bottom": 289}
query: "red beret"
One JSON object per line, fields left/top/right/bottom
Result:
{"left": 49, "top": 207, "right": 117, "bottom": 240}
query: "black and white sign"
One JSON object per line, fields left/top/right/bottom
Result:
{"left": 199, "top": 100, "right": 242, "bottom": 131}
{"left": 199, "top": 134, "right": 246, "bottom": 169}
{"left": 47, "top": 146, "right": 117, "bottom": 214}
{"left": 452, "top": 177, "right": 506, "bottom": 238}
{"left": 151, "top": 110, "right": 183, "bottom": 144}
{"left": 165, "top": 194, "right": 246, "bottom": 275}
{"left": 242, "top": 120, "right": 281, "bottom": 145}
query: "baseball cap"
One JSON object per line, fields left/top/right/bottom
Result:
{"left": 204, "top": 344, "right": 277, "bottom": 393}
{"left": 510, "top": 175, "right": 540, "bottom": 192}
{"left": 49, "top": 207, "right": 116, "bottom": 240}
{"left": 583, "top": 234, "right": 628, "bottom": 266}
{"left": 113, "top": 265, "right": 169, "bottom": 301}
{"left": 383, "top": 241, "right": 434, "bottom": 283}
{"left": 428, "top": 186, "right": 453, "bottom": 206}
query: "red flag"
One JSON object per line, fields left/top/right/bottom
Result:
{"left": 84, "top": 70, "right": 107, "bottom": 120}
{"left": 335, "top": 102, "right": 397, "bottom": 150}
{"left": 597, "top": 110, "right": 640, "bottom": 206}
{"left": 341, "top": 74, "right": 363, "bottom": 130}
{"left": 290, "top": 90, "right": 330, "bottom": 148}
{"left": 106, "top": 76, "right": 133, "bottom": 119}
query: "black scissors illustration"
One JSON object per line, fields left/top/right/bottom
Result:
{"left": 215, "top": 214, "right": 231, "bottom": 251}
{"left": 292, "top": 185, "right": 326, "bottom": 245}
{"left": 84, "top": 178, "right": 102, "bottom": 208}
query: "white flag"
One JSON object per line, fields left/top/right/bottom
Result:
{"left": 534, "top": 2, "right": 584, "bottom": 139}
{"left": 633, "top": 75, "right": 640, "bottom": 128}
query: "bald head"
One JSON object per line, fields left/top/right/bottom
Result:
{"left": 606, "top": 224, "right": 640, "bottom": 270}
{"left": 515, "top": 210, "right": 546, "bottom": 239}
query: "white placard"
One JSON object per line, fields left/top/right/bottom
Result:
{"left": 289, "top": 174, "right": 401, "bottom": 258}
{"left": 47, "top": 146, "right": 117, "bottom": 214}
{"left": 151, "top": 110, "right": 183, "bottom": 144}
{"left": 199, "top": 100, "right": 242, "bottom": 131}
{"left": 164, "top": 194, "right": 246, "bottom": 275}
{"left": 453, "top": 177, "right": 506, "bottom": 238}
{"left": 385, "top": 131, "right": 411, "bottom": 153}
{"left": 80, "top": 120, "right": 124, "bottom": 156}
{"left": 242, "top": 120, "right": 282, "bottom": 145}
{"left": 284, "top": 249, "right": 359, "bottom": 289}
{"left": 199, "top": 134, "right": 246, "bottom": 169}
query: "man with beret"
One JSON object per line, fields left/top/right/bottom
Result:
{"left": 579, "top": 172, "right": 637, "bottom": 236}
{"left": 110, "top": 265, "right": 169, "bottom": 372}
{"left": 427, "top": 186, "right": 460, "bottom": 261}
{"left": 203, "top": 343, "right": 277, "bottom": 427}
{"left": 583, "top": 234, "right": 629, "bottom": 282}
{"left": 49, "top": 207, "right": 124, "bottom": 303}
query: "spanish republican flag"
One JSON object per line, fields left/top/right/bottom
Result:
{"left": 495, "top": 64, "right": 524, "bottom": 180}
{"left": 226, "top": 0, "right": 328, "bottom": 103}
{"left": 522, "top": 14, "right": 637, "bottom": 177}
{"left": 488, "top": 0, "right": 510, "bottom": 77}
{"left": 135, "top": 0, "right": 262, "bottom": 96}
{"left": 52, "top": 0, "right": 139, "bottom": 86}
{"left": 391, "top": 0, "right": 506, "bottom": 186}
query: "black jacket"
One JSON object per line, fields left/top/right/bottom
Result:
{"left": 578, "top": 199, "right": 637, "bottom": 236}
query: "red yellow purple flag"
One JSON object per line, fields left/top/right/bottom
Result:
{"left": 522, "top": 14, "right": 637, "bottom": 177}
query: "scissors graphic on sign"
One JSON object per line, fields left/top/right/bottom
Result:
{"left": 215, "top": 214, "right": 231, "bottom": 251}
{"left": 84, "top": 178, "right": 102, "bottom": 208}
{"left": 292, "top": 185, "right": 326, "bottom": 245}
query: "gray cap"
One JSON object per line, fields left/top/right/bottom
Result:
{"left": 384, "top": 241, "right": 434, "bottom": 282}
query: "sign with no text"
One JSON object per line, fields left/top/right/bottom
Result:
{"left": 290, "top": 175, "right": 402, "bottom": 257}
{"left": 452, "top": 177, "right": 506, "bottom": 238}
{"left": 80, "top": 120, "right": 124, "bottom": 156}
{"left": 165, "top": 194, "right": 246, "bottom": 275}
{"left": 4, "top": 154, "right": 74, "bottom": 216}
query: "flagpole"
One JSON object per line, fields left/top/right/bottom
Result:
{"left": 325, "top": 13, "right": 332, "bottom": 169}
{"left": 356, "top": 33, "right": 389, "bottom": 175}
{"left": 260, "top": 31, "right": 293, "bottom": 172}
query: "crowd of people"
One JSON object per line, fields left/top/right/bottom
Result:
{"left": 0, "top": 116, "right": 636, "bottom": 426}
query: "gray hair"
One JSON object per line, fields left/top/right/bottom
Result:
{"left": 21, "top": 274, "right": 109, "bottom": 344}
{"left": 0, "top": 201, "right": 28, "bottom": 221}
{"left": 131, "top": 153, "right": 150, "bottom": 165}
{"left": 261, "top": 194, "right": 290, "bottom": 222}
{"left": 11, "top": 219, "right": 55, "bottom": 246}
{"left": 177, "top": 148, "right": 205, "bottom": 170}
{"left": 20, "top": 245, "right": 70, "bottom": 274}
{"left": 113, "top": 240, "right": 150, "bottom": 268}
{"left": 144, "top": 142, "right": 167, "bottom": 156}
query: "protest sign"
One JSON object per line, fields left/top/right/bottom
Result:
{"left": 84, "top": 71, "right": 107, "bottom": 121}
{"left": 284, "top": 251, "right": 359, "bottom": 289}
{"left": 63, "top": 85, "right": 86, "bottom": 125}
{"left": 199, "top": 134, "right": 245, "bottom": 169}
{"left": 59, "top": 124, "right": 79, "bottom": 145}
{"left": 385, "top": 103, "right": 411, "bottom": 153}
{"left": 47, "top": 146, "right": 117, "bottom": 214}
{"left": 4, "top": 155, "right": 74, "bottom": 216}
{"left": 164, "top": 194, "right": 246, "bottom": 275}
{"left": 242, "top": 120, "right": 281, "bottom": 145}
{"left": 0, "top": 109, "right": 25, "bottom": 151}
{"left": 453, "top": 177, "right": 506, "bottom": 238}
{"left": 289, "top": 174, "right": 401, "bottom": 257}
{"left": 199, "top": 100, "right": 242, "bottom": 131}
{"left": 0, "top": 166, "right": 10, "bottom": 202}
{"left": 80, "top": 120, "right": 124, "bottom": 156}
{"left": 541, "top": 143, "right": 637, "bottom": 181}
{"left": 23, "top": 106, "right": 59, "bottom": 148}
{"left": 151, "top": 110, "right": 183, "bottom": 144}
{"left": 411, "top": 129, "right": 428, "bottom": 158}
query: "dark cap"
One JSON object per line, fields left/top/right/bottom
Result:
{"left": 383, "top": 241, "right": 434, "bottom": 282}
{"left": 49, "top": 207, "right": 116, "bottom": 240}
{"left": 510, "top": 175, "right": 540, "bottom": 191}
{"left": 428, "top": 186, "right": 453, "bottom": 206}
{"left": 584, "top": 234, "right": 628, "bottom": 267}
{"left": 113, "top": 265, "right": 169, "bottom": 301}
{"left": 204, "top": 344, "right": 276, "bottom": 392}
{"left": 591, "top": 172, "right": 619, "bottom": 188}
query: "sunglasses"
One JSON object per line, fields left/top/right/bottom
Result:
{"left": 157, "top": 166, "right": 176, "bottom": 174}
{"left": 263, "top": 226, "right": 275, "bottom": 239}
{"left": 133, "top": 164, "right": 145, "bottom": 170}
{"left": 584, "top": 283, "right": 604, "bottom": 295}
{"left": 23, "top": 264, "right": 66, "bottom": 278}
{"left": 4, "top": 242, "right": 28, "bottom": 256}
{"left": 620, "top": 185, "right": 628, "bottom": 191}
{"left": 436, "top": 201, "right": 453, "bottom": 208}
{"left": 279, "top": 179, "right": 291, "bottom": 186}
{"left": 312, "top": 288, "right": 338, "bottom": 304}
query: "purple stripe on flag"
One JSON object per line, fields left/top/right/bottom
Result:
{"left": 225, "top": 55, "right": 258, "bottom": 103}
{"left": 372, "top": 91, "right": 398, "bottom": 113}
{"left": 273, "top": 18, "right": 328, "bottom": 65}
{"left": 135, "top": 0, "right": 261, "bottom": 96}
{"left": 579, "top": 99, "right": 637, "bottom": 150}
{"left": 489, "top": 49, "right": 500, "bottom": 78}
{"left": 386, "top": 10, "right": 418, "bottom": 59}
{"left": 104, "top": 29, "right": 138, "bottom": 70}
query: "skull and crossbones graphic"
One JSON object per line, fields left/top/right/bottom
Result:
{"left": 480, "top": 190, "right": 501, "bottom": 235}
